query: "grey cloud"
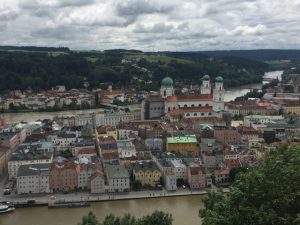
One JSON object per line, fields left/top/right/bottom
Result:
{"left": 133, "top": 22, "right": 174, "bottom": 33}
{"left": 19, "top": 0, "right": 96, "bottom": 9}
{"left": 1, "top": 0, "right": 300, "bottom": 51}
{"left": 116, "top": 0, "right": 176, "bottom": 17}
{"left": 0, "top": 8, "right": 19, "bottom": 21}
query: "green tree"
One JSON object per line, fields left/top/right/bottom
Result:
{"left": 131, "top": 179, "right": 142, "bottom": 191}
{"left": 138, "top": 211, "right": 173, "bottom": 225}
{"left": 78, "top": 211, "right": 99, "bottom": 225}
{"left": 80, "top": 211, "right": 172, "bottom": 225}
{"left": 199, "top": 145, "right": 300, "bottom": 225}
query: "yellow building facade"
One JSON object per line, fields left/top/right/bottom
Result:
{"left": 133, "top": 162, "right": 162, "bottom": 187}
{"left": 166, "top": 135, "right": 198, "bottom": 156}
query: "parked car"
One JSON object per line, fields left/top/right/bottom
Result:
{"left": 27, "top": 199, "right": 35, "bottom": 204}
{"left": 3, "top": 189, "right": 11, "bottom": 195}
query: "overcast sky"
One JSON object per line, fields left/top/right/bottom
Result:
{"left": 1, "top": 0, "right": 300, "bottom": 51}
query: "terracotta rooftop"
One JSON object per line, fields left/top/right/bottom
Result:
{"left": 169, "top": 106, "right": 213, "bottom": 116}
{"left": 78, "top": 148, "right": 97, "bottom": 155}
{"left": 51, "top": 160, "right": 77, "bottom": 171}
{"left": 177, "top": 94, "right": 213, "bottom": 101}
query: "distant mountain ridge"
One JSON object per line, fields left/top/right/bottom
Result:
{"left": 200, "top": 49, "right": 300, "bottom": 61}
{"left": 0, "top": 46, "right": 70, "bottom": 52}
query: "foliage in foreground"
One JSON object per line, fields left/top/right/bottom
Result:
{"left": 79, "top": 210, "right": 173, "bottom": 225}
{"left": 199, "top": 145, "right": 300, "bottom": 225}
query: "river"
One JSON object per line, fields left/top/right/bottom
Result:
{"left": 0, "top": 195, "right": 204, "bottom": 225}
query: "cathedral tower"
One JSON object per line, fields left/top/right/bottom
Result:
{"left": 213, "top": 76, "right": 225, "bottom": 112}
{"left": 201, "top": 75, "right": 211, "bottom": 94}
{"left": 160, "top": 77, "right": 174, "bottom": 98}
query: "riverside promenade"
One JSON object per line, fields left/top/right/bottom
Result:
{"left": 1, "top": 188, "right": 229, "bottom": 207}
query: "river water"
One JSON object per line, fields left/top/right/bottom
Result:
{"left": 0, "top": 195, "right": 204, "bottom": 225}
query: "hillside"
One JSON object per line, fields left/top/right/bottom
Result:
{"left": 201, "top": 49, "right": 300, "bottom": 61}
{"left": 0, "top": 48, "right": 270, "bottom": 92}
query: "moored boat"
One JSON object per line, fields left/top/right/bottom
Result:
{"left": 0, "top": 202, "right": 15, "bottom": 214}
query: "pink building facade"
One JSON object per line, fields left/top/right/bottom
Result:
{"left": 187, "top": 166, "right": 206, "bottom": 189}
{"left": 50, "top": 160, "right": 78, "bottom": 192}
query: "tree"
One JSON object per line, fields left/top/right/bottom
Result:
{"left": 229, "top": 167, "right": 248, "bottom": 182}
{"left": 199, "top": 145, "right": 300, "bottom": 225}
{"left": 78, "top": 211, "right": 99, "bottom": 225}
{"left": 139, "top": 211, "right": 173, "bottom": 225}
{"left": 80, "top": 211, "right": 173, "bottom": 225}
{"left": 131, "top": 179, "right": 142, "bottom": 190}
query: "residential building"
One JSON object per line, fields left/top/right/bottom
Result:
{"left": 214, "top": 167, "right": 230, "bottom": 186}
{"left": 48, "top": 132, "right": 76, "bottom": 151}
{"left": 77, "top": 148, "right": 97, "bottom": 161}
{"left": 0, "top": 151, "right": 7, "bottom": 176}
{"left": 77, "top": 162, "right": 102, "bottom": 190}
{"left": 166, "top": 135, "right": 198, "bottom": 156}
{"left": 145, "top": 138, "right": 163, "bottom": 151}
{"left": 96, "top": 126, "right": 118, "bottom": 140}
{"left": 117, "top": 139, "right": 136, "bottom": 159}
{"left": 50, "top": 160, "right": 78, "bottom": 192}
{"left": 132, "top": 161, "right": 162, "bottom": 187}
{"left": 72, "top": 139, "right": 95, "bottom": 156}
{"left": 16, "top": 163, "right": 51, "bottom": 194}
{"left": 214, "top": 128, "right": 241, "bottom": 145}
{"left": 8, "top": 146, "right": 53, "bottom": 178}
{"left": 170, "top": 159, "right": 187, "bottom": 181}
{"left": 187, "top": 164, "right": 206, "bottom": 189}
{"left": 0, "top": 132, "right": 19, "bottom": 154}
{"left": 105, "top": 165, "right": 130, "bottom": 192}
{"left": 89, "top": 172, "right": 105, "bottom": 193}
{"left": 93, "top": 111, "right": 135, "bottom": 126}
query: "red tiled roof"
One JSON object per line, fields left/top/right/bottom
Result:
{"left": 177, "top": 94, "right": 213, "bottom": 101}
{"left": 89, "top": 171, "right": 104, "bottom": 181}
{"left": 78, "top": 148, "right": 97, "bottom": 155}
{"left": 102, "top": 151, "right": 119, "bottom": 160}
{"left": 98, "top": 136, "right": 116, "bottom": 143}
{"left": 169, "top": 106, "right": 213, "bottom": 116}
{"left": 166, "top": 96, "right": 178, "bottom": 102}
{"left": 51, "top": 160, "right": 77, "bottom": 171}
{"left": 214, "top": 167, "right": 230, "bottom": 175}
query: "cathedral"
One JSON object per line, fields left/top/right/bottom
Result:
{"left": 141, "top": 75, "right": 225, "bottom": 121}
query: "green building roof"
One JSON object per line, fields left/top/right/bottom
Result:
{"left": 162, "top": 77, "right": 173, "bottom": 87}
{"left": 105, "top": 165, "right": 129, "bottom": 178}
{"left": 215, "top": 76, "right": 223, "bottom": 82}
{"left": 202, "top": 75, "right": 210, "bottom": 81}
{"left": 167, "top": 135, "right": 198, "bottom": 144}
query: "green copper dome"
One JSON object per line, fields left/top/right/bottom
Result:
{"left": 202, "top": 75, "right": 210, "bottom": 81}
{"left": 162, "top": 77, "right": 173, "bottom": 87}
{"left": 215, "top": 76, "right": 223, "bottom": 83}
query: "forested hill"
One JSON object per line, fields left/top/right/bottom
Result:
{"left": 0, "top": 48, "right": 269, "bottom": 92}
{"left": 200, "top": 49, "right": 300, "bottom": 61}
{"left": 0, "top": 46, "right": 70, "bottom": 52}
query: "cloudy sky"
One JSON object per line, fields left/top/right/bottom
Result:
{"left": 1, "top": 0, "right": 300, "bottom": 51}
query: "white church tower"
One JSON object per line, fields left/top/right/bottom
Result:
{"left": 201, "top": 75, "right": 211, "bottom": 94}
{"left": 213, "top": 76, "right": 225, "bottom": 112}
{"left": 160, "top": 77, "right": 174, "bottom": 98}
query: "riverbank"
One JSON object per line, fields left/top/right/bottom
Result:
{"left": 2, "top": 188, "right": 228, "bottom": 209}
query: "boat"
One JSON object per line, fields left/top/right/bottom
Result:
{"left": 0, "top": 202, "right": 15, "bottom": 214}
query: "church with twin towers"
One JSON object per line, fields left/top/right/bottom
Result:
{"left": 141, "top": 75, "right": 225, "bottom": 121}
